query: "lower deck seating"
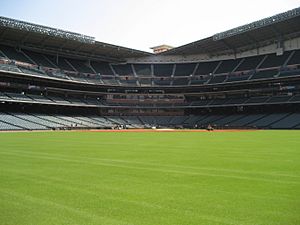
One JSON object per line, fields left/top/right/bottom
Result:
{"left": 229, "top": 114, "right": 267, "bottom": 127}
{"left": 0, "top": 112, "right": 47, "bottom": 130}
{"left": 212, "top": 115, "right": 245, "bottom": 126}
{"left": 248, "top": 113, "right": 290, "bottom": 128}
{"left": 251, "top": 69, "right": 279, "bottom": 80}
{"left": 121, "top": 116, "right": 144, "bottom": 128}
{"left": 270, "top": 113, "right": 300, "bottom": 129}
{"left": 13, "top": 113, "right": 63, "bottom": 128}
{"left": 0, "top": 112, "right": 299, "bottom": 130}
{"left": 195, "top": 115, "right": 224, "bottom": 127}
{"left": 0, "top": 120, "right": 22, "bottom": 130}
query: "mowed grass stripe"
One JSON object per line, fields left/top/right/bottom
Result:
{"left": 2, "top": 166, "right": 299, "bottom": 206}
{"left": 0, "top": 150, "right": 299, "bottom": 185}
{"left": 0, "top": 170, "right": 278, "bottom": 225}
{"left": 0, "top": 131, "right": 299, "bottom": 225}
{"left": 1, "top": 148, "right": 300, "bottom": 178}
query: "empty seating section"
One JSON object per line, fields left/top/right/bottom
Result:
{"left": 229, "top": 114, "right": 266, "bottom": 127}
{"left": 267, "top": 95, "right": 291, "bottom": 103}
{"left": 174, "top": 63, "right": 196, "bottom": 76}
{"left": 56, "top": 116, "right": 91, "bottom": 127}
{"left": 46, "top": 55, "right": 75, "bottom": 71}
{"left": 270, "top": 113, "right": 300, "bottom": 128}
{"left": 19, "top": 66, "right": 45, "bottom": 76}
{"left": 154, "top": 78, "right": 171, "bottom": 85}
{"left": 112, "top": 64, "right": 134, "bottom": 76}
{"left": 74, "top": 116, "right": 104, "bottom": 127}
{"left": 139, "top": 116, "right": 156, "bottom": 125}
{"left": 0, "top": 120, "right": 22, "bottom": 130}
{"left": 195, "top": 61, "right": 218, "bottom": 75}
{"left": 182, "top": 115, "right": 202, "bottom": 126}
{"left": 102, "top": 77, "right": 119, "bottom": 85}
{"left": 0, "top": 47, "right": 299, "bottom": 87}
{"left": 168, "top": 116, "right": 188, "bottom": 125}
{"left": 190, "top": 76, "right": 210, "bottom": 85}
{"left": 0, "top": 63, "right": 21, "bottom": 73}
{"left": 107, "top": 116, "right": 128, "bottom": 124}
{"left": 0, "top": 112, "right": 300, "bottom": 130}
{"left": 0, "top": 92, "right": 11, "bottom": 100}
{"left": 209, "top": 98, "right": 228, "bottom": 105}
{"left": 213, "top": 115, "right": 245, "bottom": 126}
{"left": 196, "top": 115, "right": 224, "bottom": 126}
{"left": 154, "top": 116, "right": 173, "bottom": 126}
{"left": 68, "top": 97, "right": 85, "bottom": 104}
{"left": 225, "top": 98, "right": 247, "bottom": 105}
{"left": 245, "top": 96, "right": 270, "bottom": 104}
{"left": 226, "top": 73, "right": 251, "bottom": 82}
{"left": 122, "top": 116, "right": 143, "bottom": 126}
{"left": 84, "top": 74, "right": 102, "bottom": 84}
{"left": 47, "top": 96, "right": 70, "bottom": 104}
{"left": 84, "top": 98, "right": 102, "bottom": 105}
{"left": 287, "top": 50, "right": 300, "bottom": 65}
{"left": 119, "top": 78, "right": 137, "bottom": 85}
{"left": 0, "top": 112, "right": 47, "bottom": 130}
{"left": 215, "top": 59, "right": 240, "bottom": 74}
{"left": 259, "top": 52, "right": 290, "bottom": 68}
{"left": 0, "top": 45, "right": 32, "bottom": 64}
{"left": 67, "top": 58, "right": 93, "bottom": 73}
{"left": 134, "top": 64, "right": 151, "bottom": 76}
{"left": 36, "top": 114, "right": 73, "bottom": 127}
{"left": 88, "top": 116, "right": 115, "bottom": 127}
{"left": 290, "top": 95, "right": 300, "bottom": 102}
{"left": 191, "top": 99, "right": 211, "bottom": 106}
{"left": 91, "top": 62, "right": 114, "bottom": 75}
{"left": 79, "top": 116, "right": 110, "bottom": 127}
{"left": 139, "top": 78, "right": 152, "bottom": 85}
{"left": 250, "top": 69, "right": 278, "bottom": 80}
{"left": 5, "top": 93, "right": 32, "bottom": 101}
{"left": 249, "top": 113, "right": 289, "bottom": 128}
{"left": 173, "top": 78, "right": 189, "bottom": 85}
{"left": 22, "top": 50, "right": 54, "bottom": 68}
{"left": 48, "top": 70, "right": 70, "bottom": 79}
{"left": 236, "top": 55, "right": 264, "bottom": 71}
{"left": 2, "top": 90, "right": 300, "bottom": 110}
{"left": 208, "top": 75, "right": 227, "bottom": 84}
{"left": 279, "top": 68, "right": 300, "bottom": 77}
{"left": 14, "top": 113, "right": 63, "bottom": 128}
{"left": 154, "top": 64, "right": 173, "bottom": 77}
{"left": 0, "top": 119, "right": 22, "bottom": 130}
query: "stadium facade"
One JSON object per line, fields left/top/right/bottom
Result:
{"left": 0, "top": 7, "right": 300, "bottom": 130}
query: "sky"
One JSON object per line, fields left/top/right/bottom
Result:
{"left": 0, "top": 0, "right": 299, "bottom": 52}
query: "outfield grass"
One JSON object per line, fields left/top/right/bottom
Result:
{"left": 0, "top": 130, "right": 299, "bottom": 225}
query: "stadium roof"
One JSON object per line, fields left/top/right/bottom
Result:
{"left": 0, "top": 7, "right": 299, "bottom": 60}
{"left": 160, "top": 7, "right": 300, "bottom": 56}
{"left": 0, "top": 16, "right": 153, "bottom": 62}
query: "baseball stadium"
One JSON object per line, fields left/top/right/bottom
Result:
{"left": 0, "top": 4, "right": 300, "bottom": 225}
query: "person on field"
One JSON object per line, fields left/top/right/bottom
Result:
{"left": 207, "top": 124, "right": 214, "bottom": 131}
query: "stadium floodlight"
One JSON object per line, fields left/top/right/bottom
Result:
{"left": 0, "top": 16, "right": 95, "bottom": 44}
{"left": 213, "top": 7, "right": 300, "bottom": 41}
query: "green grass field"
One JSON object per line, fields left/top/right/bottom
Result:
{"left": 0, "top": 130, "right": 299, "bottom": 225}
